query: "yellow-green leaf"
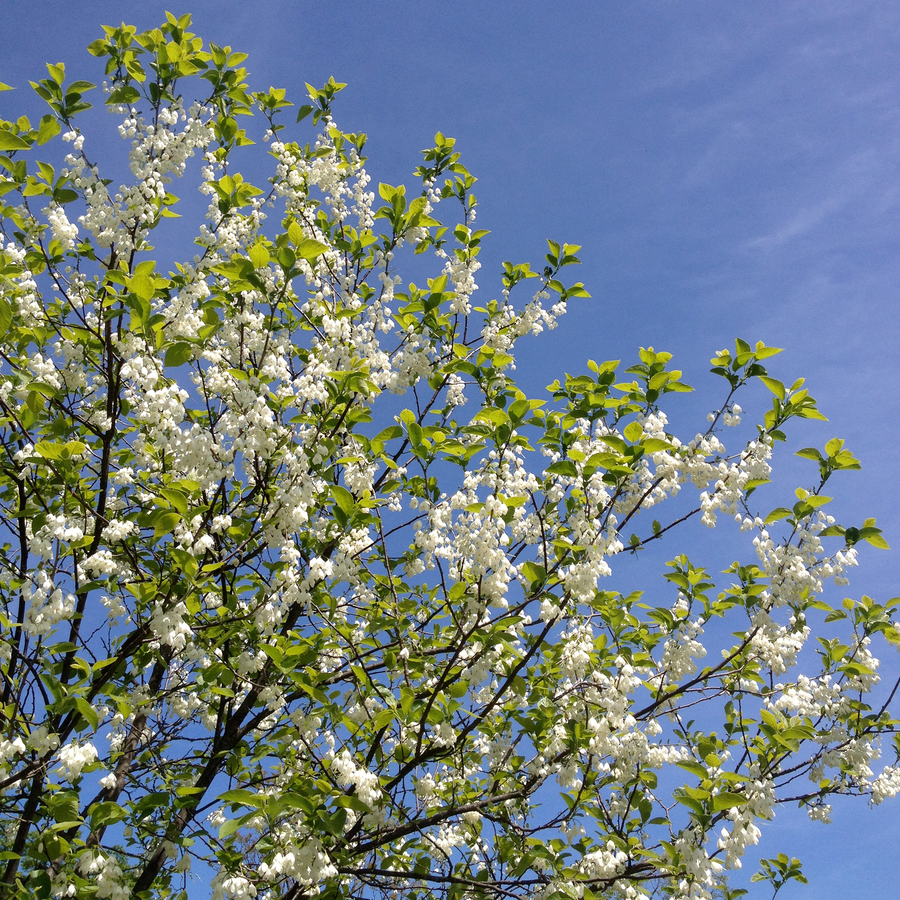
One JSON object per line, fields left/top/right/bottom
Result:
{"left": 153, "top": 511, "right": 181, "bottom": 539}
{"left": 759, "top": 376, "right": 785, "bottom": 400}
{"left": 0, "top": 129, "right": 31, "bottom": 152}
{"left": 164, "top": 342, "right": 193, "bottom": 368}
{"left": 130, "top": 272, "right": 156, "bottom": 302}
{"left": 295, "top": 238, "right": 329, "bottom": 261}
{"left": 0, "top": 298, "right": 12, "bottom": 337}
{"left": 34, "top": 440, "right": 63, "bottom": 460}
{"left": 711, "top": 791, "right": 749, "bottom": 811}
{"left": 248, "top": 243, "right": 270, "bottom": 268}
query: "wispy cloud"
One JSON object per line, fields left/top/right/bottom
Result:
{"left": 743, "top": 191, "right": 850, "bottom": 251}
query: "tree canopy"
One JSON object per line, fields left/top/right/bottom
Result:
{"left": 0, "top": 14, "right": 897, "bottom": 900}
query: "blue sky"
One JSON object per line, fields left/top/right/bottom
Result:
{"left": 2, "top": 1, "right": 898, "bottom": 896}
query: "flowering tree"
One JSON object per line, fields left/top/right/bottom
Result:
{"left": 0, "top": 14, "right": 897, "bottom": 900}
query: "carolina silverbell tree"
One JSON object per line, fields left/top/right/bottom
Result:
{"left": 0, "top": 13, "right": 897, "bottom": 900}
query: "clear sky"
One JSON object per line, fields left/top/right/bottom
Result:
{"left": 2, "top": 1, "right": 898, "bottom": 896}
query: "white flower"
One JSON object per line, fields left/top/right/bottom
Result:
{"left": 56, "top": 740, "right": 98, "bottom": 782}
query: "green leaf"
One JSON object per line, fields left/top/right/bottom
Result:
{"left": 37, "top": 115, "right": 61, "bottom": 145}
{"left": 152, "top": 511, "right": 181, "bottom": 539}
{"left": 295, "top": 238, "right": 329, "bottom": 261}
{"left": 89, "top": 801, "right": 127, "bottom": 829}
{"left": 759, "top": 376, "right": 785, "bottom": 400}
{"left": 764, "top": 507, "right": 792, "bottom": 524}
{"left": 317, "top": 806, "right": 347, "bottom": 836}
{"left": 134, "top": 793, "right": 170, "bottom": 814}
{"left": 218, "top": 789, "right": 263, "bottom": 807}
{"left": 521, "top": 561, "right": 546, "bottom": 586}
{"left": 642, "top": 438, "right": 674, "bottom": 453}
{"left": 160, "top": 489, "right": 189, "bottom": 515}
{"left": 47, "top": 62, "right": 66, "bottom": 85}
{"left": 248, "top": 243, "right": 270, "bottom": 268}
{"left": 218, "top": 814, "right": 253, "bottom": 839}
{"left": 676, "top": 760, "right": 708, "bottom": 779}
{"left": 48, "top": 792, "right": 80, "bottom": 824}
{"left": 545, "top": 460, "right": 577, "bottom": 478}
{"left": 623, "top": 421, "right": 643, "bottom": 443}
{"left": 331, "top": 485, "right": 355, "bottom": 516}
{"left": 0, "top": 298, "right": 12, "bottom": 337}
{"left": 130, "top": 272, "right": 156, "bottom": 302}
{"left": 0, "top": 129, "right": 31, "bottom": 151}
{"left": 711, "top": 791, "right": 749, "bottom": 811}
{"left": 34, "top": 440, "right": 64, "bottom": 460}
{"left": 832, "top": 449, "right": 861, "bottom": 470}
{"left": 287, "top": 221, "right": 304, "bottom": 245}
{"left": 474, "top": 407, "right": 511, "bottom": 427}
{"left": 372, "top": 425, "right": 403, "bottom": 444}
{"left": 29, "top": 869, "right": 51, "bottom": 900}
{"left": 37, "top": 161, "right": 54, "bottom": 183}
{"left": 648, "top": 372, "right": 670, "bottom": 392}
{"left": 674, "top": 792, "right": 704, "bottom": 815}
{"left": 74, "top": 697, "right": 99, "bottom": 731}
{"left": 164, "top": 342, "right": 193, "bottom": 368}
{"left": 278, "top": 792, "right": 314, "bottom": 815}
